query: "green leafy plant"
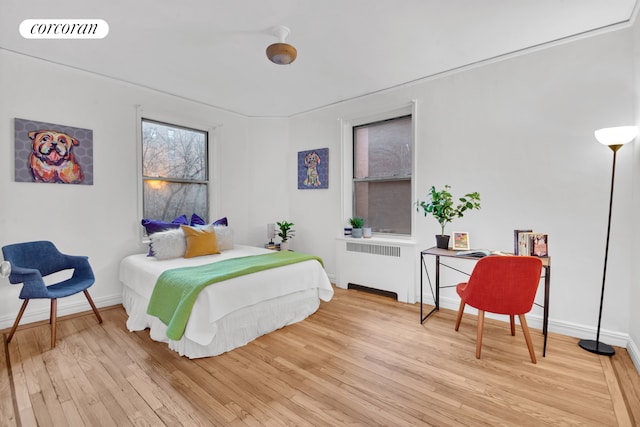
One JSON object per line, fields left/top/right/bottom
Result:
{"left": 348, "top": 216, "right": 365, "bottom": 228}
{"left": 416, "top": 185, "right": 481, "bottom": 235}
{"left": 276, "top": 221, "right": 295, "bottom": 242}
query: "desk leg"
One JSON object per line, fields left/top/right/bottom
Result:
{"left": 420, "top": 253, "right": 440, "bottom": 323}
{"left": 435, "top": 255, "right": 440, "bottom": 311}
{"left": 420, "top": 253, "right": 424, "bottom": 322}
{"left": 543, "top": 266, "right": 550, "bottom": 357}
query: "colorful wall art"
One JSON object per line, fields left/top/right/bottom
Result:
{"left": 297, "top": 148, "right": 328, "bottom": 189}
{"left": 14, "top": 118, "right": 93, "bottom": 185}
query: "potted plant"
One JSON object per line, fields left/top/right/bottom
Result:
{"left": 276, "top": 220, "right": 295, "bottom": 251}
{"left": 349, "top": 216, "right": 365, "bottom": 238}
{"left": 416, "top": 185, "right": 481, "bottom": 249}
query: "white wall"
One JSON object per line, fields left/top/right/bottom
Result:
{"left": 0, "top": 49, "right": 286, "bottom": 328}
{"left": 244, "top": 117, "right": 291, "bottom": 245}
{"left": 289, "top": 26, "right": 637, "bottom": 348}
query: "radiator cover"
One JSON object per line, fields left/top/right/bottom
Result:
{"left": 335, "top": 238, "right": 416, "bottom": 303}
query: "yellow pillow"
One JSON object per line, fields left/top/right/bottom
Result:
{"left": 181, "top": 224, "right": 220, "bottom": 258}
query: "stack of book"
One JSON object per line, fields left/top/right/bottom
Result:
{"left": 514, "top": 229, "right": 548, "bottom": 257}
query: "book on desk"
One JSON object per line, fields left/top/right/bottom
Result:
{"left": 514, "top": 230, "right": 549, "bottom": 257}
{"left": 455, "top": 249, "right": 510, "bottom": 258}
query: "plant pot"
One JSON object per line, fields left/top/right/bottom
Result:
{"left": 280, "top": 241, "right": 290, "bottom": 251}
{"left": 435, "top": 235, "right": 450, "bottom": 249}
{"left": 351, "top": 228, "right": 363, "bottom": 238}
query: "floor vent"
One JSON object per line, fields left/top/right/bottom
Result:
{"left": 347, "top": 283, "right": 398, "bottom": 300}
{"left": 346, "top": 242, "right": 401, "bottom": 257}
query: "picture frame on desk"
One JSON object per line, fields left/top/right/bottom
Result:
{"left": 531, "top": 233, "right": 548, "bottom": 257}
{"left": 452, "top": 231, "right": 470, "bottom": 250}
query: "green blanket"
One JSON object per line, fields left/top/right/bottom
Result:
{"left": 147, "top": 250, "right": 324, "bottom": 340}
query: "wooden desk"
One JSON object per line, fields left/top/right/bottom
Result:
{"left": 420, "top": 247, "right": 551, "bottom": 357}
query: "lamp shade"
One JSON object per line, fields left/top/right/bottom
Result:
{"left": 267, "top": 223, "right": 276, "bottom": 241}
{"left": 594, "top": 126, "right": 638, "bottom": 146}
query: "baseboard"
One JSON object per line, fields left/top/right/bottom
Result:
{"left": 0, "top": 293, "right": 123, "bottom": 331}
{"left": 424, "top": 295, "right": 631, "bottom": 349}
{"left": 627, "top": 337, "right": 640, "bottom": 374}
{"left": 5, "top": 289, "right": 639, "bottom": 375}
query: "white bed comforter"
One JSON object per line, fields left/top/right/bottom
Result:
{"left": 119, "top": 245, "right": 333, "bottom": 347}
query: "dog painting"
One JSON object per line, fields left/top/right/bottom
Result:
{"left": 15, "top": 118, "right": 93, "bottom": 185}
{"left": 29, "top": 130, "right": 84, "bottom": 183}
{"left": 297, "top": 148, "right": 328, "bottom": 189}
{"left": 303, "top": 151, "right": 321, "bottom": 187}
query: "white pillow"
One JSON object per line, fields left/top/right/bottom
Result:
{"left": 150, "top": 228, "right": 186, "bottom": 260}
{"left": 214, "top": 226, "right": 234, "bottom": 251}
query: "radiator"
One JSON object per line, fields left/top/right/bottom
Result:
{"left": 335, "top": 238, "right": 416, "bottom": 303}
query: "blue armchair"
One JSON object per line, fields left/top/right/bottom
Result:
{"left": 1, "top": 241, "right": 102, "bottom": 348}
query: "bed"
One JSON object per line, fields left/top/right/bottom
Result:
{"left": 120, "top": 244, "right": 333, "bottom": 358}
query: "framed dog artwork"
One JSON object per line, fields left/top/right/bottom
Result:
{"left": 14, "top": 118, "right": 93, "bottom": 185}
{"left": 297, "top": 148, "right": 328, "bottom": 189}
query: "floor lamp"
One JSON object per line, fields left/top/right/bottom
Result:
{"left": 578, "top": 125, "right": 638, "bottom": 356}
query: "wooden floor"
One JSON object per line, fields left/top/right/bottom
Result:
{"left": 1, "top": 286, "right": 639, "bottom": 426}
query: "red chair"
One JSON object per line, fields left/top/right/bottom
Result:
{"left": 454, "top": 256, "right": 543, "bottom": 363}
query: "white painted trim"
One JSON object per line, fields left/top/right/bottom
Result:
{"left": 335, "top": 235, "right": 416, "bottom": 246}
{"left": 135, "top": 105, "right": 144, "bottom": 242}
{"left": 627, "top": 337, "right": 640, "bottom": 374}
{"left": 134, "top": 106, "right": 221, "bottom": 235}
{"left": 422, "top": 295, "right": 631, "bottom": 349}
{"left": 0, "top": 293, "right": 123, "bottom": 330}
{"left": 338, "top": 101, "right": 416, "bottom": 234}
{"left": 4, "top": 287, "right": 638, "bottom": 376}
{"left": 292, "top": 16, "right": 637, "bottom": 120}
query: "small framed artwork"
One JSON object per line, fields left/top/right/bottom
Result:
{"left": 298, "top": 148, "right": 328, "bottom": 189}
{"left": 452, "top": 231, "right": 470, "bottom": 250}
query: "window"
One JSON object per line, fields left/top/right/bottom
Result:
{"left": 141, "top": 118, "right": 208, "bottom": 222}
{"left": 353, "top": 115, "right": 412, "bottom": 235}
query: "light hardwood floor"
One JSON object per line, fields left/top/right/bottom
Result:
{"left": 1, "top": 286, "right": 639, "bottom": 426}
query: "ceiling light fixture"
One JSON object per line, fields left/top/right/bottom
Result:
{"left": 266, "top": 25, "right": 297, "bottom": 65}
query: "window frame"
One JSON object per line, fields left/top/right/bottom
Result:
{"left": 136, "top": 107, "right": 218, "bottom": 240}
{"left": 340, "top": 102, "right": 417, "bottom": 238}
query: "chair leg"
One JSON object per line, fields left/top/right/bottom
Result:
{"left": 84, "top": 290, "right": 103, "bottom": 324}
{"left": 519, "top": 314, "right": 537, "bottom": 364}
{"left": 510, "top": 315, "right": 515, "bottom": 336}
{"left": 476, "top": 310, "right": 485, "bottom": 359}
{"left": 455, "top": 300, "right": 466, "bottom": 331}
{"left": 51, "top": 299, "right": 57, "bottom": 349}
{"left": 7, "top": 299, "right": 30, "bottom": 343}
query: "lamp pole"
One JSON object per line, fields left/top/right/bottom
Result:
{"left": 579, "top": 126, "right": 637, "bottom": 356}
{"left": 578, "top": 144, "right": 621, "bottom": 356}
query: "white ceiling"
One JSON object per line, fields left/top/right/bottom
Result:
{"left": 1, "top": 1, "right": 637, "bottom": 117}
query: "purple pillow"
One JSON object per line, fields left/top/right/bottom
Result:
{"left": 213, "top": 217, "right": 228, "bottom": 226}
{"left": 141, "top": 215, "right": 189, "bottom": 234}
{"left": 190, "top": 213, "right": 206, "bottom": 226}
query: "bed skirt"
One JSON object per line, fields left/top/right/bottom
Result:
{"left": 122, "top": 285, "right": 321, "bottom": 358}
